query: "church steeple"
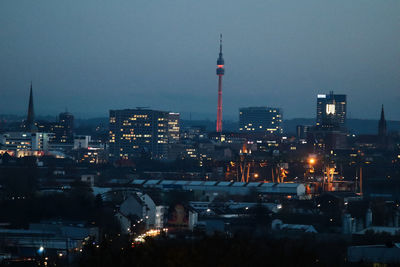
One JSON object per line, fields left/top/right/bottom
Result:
{"left": 25, "top": 82, "right": 37, "bottom": 132}
{"left": 378, "top": 104, "right": 387, "bottom": 137}
{"left": 377, "top": 104, "right": 388, "bottom": 149}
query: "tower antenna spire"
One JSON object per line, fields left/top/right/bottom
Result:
{"left": 26, "top": 81, "right": 37, "bottom": 132}
{"left": 220, "top": 34, "right": 223, "bottom": 53}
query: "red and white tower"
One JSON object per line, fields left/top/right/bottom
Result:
{"left": 216, "top": 34, "right": 225, "bottom": 132}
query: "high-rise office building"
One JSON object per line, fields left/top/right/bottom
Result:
{"left": 239, "top": 107, "right": 283, "bottom": 134}
{"left": 316, "top": 92, "right": 346, "bottom": 129}
{"left": 296, "top": 125, "right": 311, "bottom": 139}
{"left": 52, "top": 112, "right": 74, "bottom": 143}
{"left": 167, "top": 113, "right": 180, "bottom": 143}
{"left": 109, "top": 109, "right": 179, "bottom": 160}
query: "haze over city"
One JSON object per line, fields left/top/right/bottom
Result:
{"left": 3, "top": 1, "right": 400, "bottom": 266}
{"left": 1, "top": 0, "right": 399, "bottom": 120}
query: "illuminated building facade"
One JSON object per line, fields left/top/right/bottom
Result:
{"left": 74, "top": 135, "right": 91, "bottom": 149}
{"left": 52, "top": 112, "right": 74, "bottom": 143}
{"left": 0, "top": 132, "right": 32, "bottom": 151}
{"left": 109, "top": 109, "right": 179, "bottom": 160}
{"left": 239, "top": 107, "right": 283, "bottom": 134}
{"left": 77, "top": 147, "right": 107, "bottom": 164}
{"left": 296, "top": 125, "right": 311, "bottom": 139}
{"left": 167, "top": 112, "right": 180, "bottom": 143}
{"left": 31, "top": 132, "right": 54, "bottom": 151}
{"left": 0, "top": 85, "right": 55, "bottom": 155}
{"left": 0, "top": 132, "right": 54, "bottom": 154}
{"left": 316, "top": 92, "right": 346, "bottom": 130}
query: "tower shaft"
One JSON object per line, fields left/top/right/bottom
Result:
{"left": 216, "top": 75, "right": 223, "bottom": 132}
{"left": 216, "top": 34, "right": 224, "bottom": 133}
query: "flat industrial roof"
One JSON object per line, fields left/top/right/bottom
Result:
{"left": 260, "top": 183, "right": 275, "bottom": 188}
{"left": 246, "top": 182, "right": 262, "bottom": 187}
{"left": 132, "top": 179, "right": 146, "bottom": 185}
{"left": 188, "top": 181, "right": 203, "bottom": 186}
{"left": 160, "top": 180, "right": 175, "bottom": 185}
{"left": 174, "top": 180, "right": 189, "bottom": 185}
{"left": 232, "top": 182, "right": 246, "bottom": 187}
{"left": 144, "top": 180, "right": 160, "bottom": 185}
{"left": 217, "top": 181, "right": 232, "bottom": 186}
{"left": 203, "top": 181, "right": 218, "bottom": 186}
{"left": 276, "top": 183, "right": 300, "bottom": 188}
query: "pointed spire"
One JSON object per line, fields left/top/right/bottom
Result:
{"left": 25, "top": 81, "right": 37, "bottom": 132}
{"left": 380, "top": 104, "right": 385, "bottom": 121}
{"left": 378, "top": 104, "right": 387, "bottom": 138}
{"left": 219, "top": 34, "right": 223, "bottom": 54}
{"left": 217, "top": 34, "right": 224, "bottom": 67}
{"left": 27, "top": 82, "right": 34, "bottom": 123}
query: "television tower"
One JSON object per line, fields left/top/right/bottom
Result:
{"left": 216, "top": 34, "right": 225, "bottom": 132}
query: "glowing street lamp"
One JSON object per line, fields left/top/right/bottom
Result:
{"left": 307, "top": 156, "right": 317, "bottom": 181}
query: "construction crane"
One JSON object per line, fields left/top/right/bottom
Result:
{"left": 238, "top": 142, "right": 253, "bottom": 183}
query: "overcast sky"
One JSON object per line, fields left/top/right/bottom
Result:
{"left": 0, "top": 0, "right": 399, "bottom": 120}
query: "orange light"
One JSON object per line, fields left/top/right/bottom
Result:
{"left": 308, "top": 158, "right": 316, "bottom": 165}
{"left": 217, "top": 65, "right": 224, "bottom": 68}
{"left": 254, "top": 173, "right": 259, "bottom": 178}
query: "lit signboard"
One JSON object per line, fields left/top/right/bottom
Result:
{"left": 317, "top": 94, "right": 326, "bottom": 98}
{"left": 326, "top": 104, "right": 335, "bottom": 115}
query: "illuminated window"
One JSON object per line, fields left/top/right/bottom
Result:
{"left": 326, "top": 104, "right": 335, "bottom": 115}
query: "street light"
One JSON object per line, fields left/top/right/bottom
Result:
{"left": 307, "top": 156, "right": 317, "bottom": 182}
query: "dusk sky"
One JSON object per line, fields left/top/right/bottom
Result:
{"left": 1, "top": 0, "right": 399, "bottom": 120}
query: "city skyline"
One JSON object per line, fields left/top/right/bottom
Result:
{"left": 1, "top": 0, "right": 399, "bottom": 120}
{"left": 2, "top": 2, "right": 400, "bottom": 265}
{"left": 5, "top": 84, "right": 397, "bottom": 123}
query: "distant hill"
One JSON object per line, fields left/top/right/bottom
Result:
{"left": 182, "top": 118, "right": 400, "bottom": 135}
{"left": 282, "top": 118, "right": 314, "bottom": 134}
{"left": 346, "top": 119, "right": 400, "bottom": 135}
{"left": 180, "top": 120, "right": 238, "bottom": 132}
{"left": 75, "top": 117, "right": 109, "bottom": 127}
{"left": 283, "top": 118, "right": 400, "bottom": 135}
{"left": 1, "top": 114, "right": 399, "bottom": 135}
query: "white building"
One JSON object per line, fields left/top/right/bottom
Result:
{"left": 74, "top": 135, "right": 91, "bottom": 149}
{"left": 118, "top": 192, "right": 167, "bottom": 229}
{"left": 132, "top": 179, "right": 307, "bottom": 198}
{"left": 0, "top": 132, "right": 54, "bottom": 156}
